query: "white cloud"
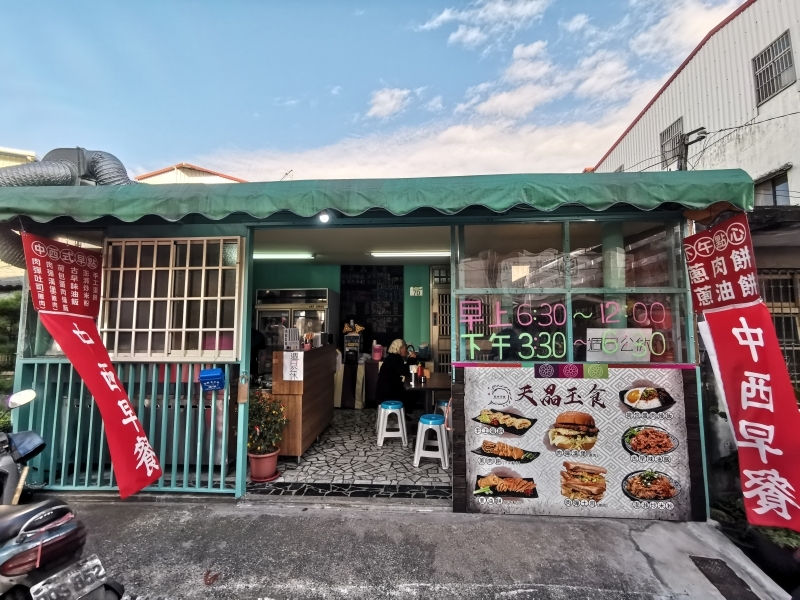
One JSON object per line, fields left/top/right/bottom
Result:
{"left": 631, "top": 0, "right": 744, "bottom": 62}
{"left": 561, "top": 14, "right": 589, "bottom": 33}
{"left": 366, "top": 88, "right": 411, "bottom": 118}
{"left": 425, "top": 96, "right": 444, "bottom": 112}
{"left": 420, "top": 0, "right": 551, "bottom": 47}
{"left": 505, "top": 41, "right": 551, "bottom": 82}
{"left": 198, "top": 80, "right": 663, "bottom": 181}
{"left": 353, "top": 9, "right": 365, "bottom": 16}
{"left": 573, "top": 50, "right": 636, "bottom": 100}
{"left": 331, "top": 86, "right": 342, "bottom": 95}
{"left": 475, "top": 82, "right": 566, "bottom": 118}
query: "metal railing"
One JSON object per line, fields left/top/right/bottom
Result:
{"left": 15, "top": 360, "right": 240, "bottom": 494}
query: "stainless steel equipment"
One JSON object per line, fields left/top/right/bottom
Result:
{"left": 254, "top": 288, "right": 340, "bottom": 374}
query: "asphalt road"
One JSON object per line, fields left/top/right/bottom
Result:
{"left": 67, "top": 497, "right": 789, "bottom": 600}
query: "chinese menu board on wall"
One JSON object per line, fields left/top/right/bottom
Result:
{"left": 465, "top": 366, "right": 691, "bottom": 520}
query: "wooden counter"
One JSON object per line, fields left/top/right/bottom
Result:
{"left": 272, "top": 345, "right": 337, "bottom": 458}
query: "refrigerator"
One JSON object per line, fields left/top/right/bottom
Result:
{"left": 254, "top": 288, "right": 340, "bottom": 375}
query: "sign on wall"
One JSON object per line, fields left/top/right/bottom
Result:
{"left": 465, "top": 366, "right": 691, "bottom": 520}
{"left": 283, "top": 351, "right": 304, "bottom": 381}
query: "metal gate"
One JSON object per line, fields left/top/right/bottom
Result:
{"left": 15, "top": 360, "right": 239, "bottom": 494}
{"left": 759, "top": 270, "right": 800, "bottom": 388}
{"left": 430, "top": 266, "right": 451, "bottom": 373}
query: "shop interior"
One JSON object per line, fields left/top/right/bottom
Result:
{"left": 250, "top": 225, "right": 454, "bottom": 495}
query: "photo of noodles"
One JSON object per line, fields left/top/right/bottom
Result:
{"left": 624, "top": 470, "right": 678, "bottom": 500}
{"left": 475, "top": 474, "right": 537, "bottom": 497}
{"left": 476, "top": 409, "right": 533, "bottom": 432}
{"left": 624, "top": 427, "right": 677, "bottom": 455}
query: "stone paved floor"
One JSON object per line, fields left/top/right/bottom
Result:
{"left": 272, "top": 408, "right": 452, "bottom": 487}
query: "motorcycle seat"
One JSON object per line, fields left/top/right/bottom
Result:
{"left": 0, "top": 498, "right": 66, "bottom": 542}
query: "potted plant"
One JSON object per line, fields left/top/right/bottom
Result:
{"left": 751, "top": 526, "right": 800, "bottom": 580}
{"left": 247, "top": 389, "right": 289, "bottom": 482}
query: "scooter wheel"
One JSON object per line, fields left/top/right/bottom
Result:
{"left": 1, "top": 587, "right": 31, "bottom": 600}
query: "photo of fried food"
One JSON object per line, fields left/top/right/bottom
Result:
{"left": 476, "top": 474, "right": 536, "bottom": 496}
{"left": 481, "top": 440, "right": 525, "bottom": 460}
{"left": 478, "top": 409, "right": 532, "bottom": 431}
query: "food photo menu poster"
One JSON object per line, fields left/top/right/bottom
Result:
{"left": 464, "top": 366, "right": 691, "bottom": 520}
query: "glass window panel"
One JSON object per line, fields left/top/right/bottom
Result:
{"left": 105, "top": 332, "right": 116, "bottom": 351}
{"left": 156, "top": 244, "right": 171, "bottom": 267}
{"left": 220, "top": 300, "right": 235, "bottom": 328}
{"left": 174, "top": 243, "right": 187, "bottom": 267}
{"left": 219, "top": 331, "right": 234, "bottom": 351}
{"left": 119, "top": 301, "right": 134, "bottom": 329}
{"left": 221, "top": 270, "right": 236, "bottom": 297}
{"left": 222, "top": 243, "right": 238, "bottom": 266}
{"left": 569, "top": 223, "right": 604, "bottom": 288}
{"left": 202, "top": 332, "right": 217, "bottom": 351}
{"left": 185, "top": 331, "right": 199, "bottom": 351}
{"left": 454, "top": 293, "right": 568, "bottom": 362}
{"left": 105, "top": 301, "right": 118, "bottom": 328}
{"left": 571, "top": 294, "right": 683, "bottom": 363}
{"left": 154, "top": 271, "right": 169, "bottom": 297}
{"left": 108, "top": 271, "right": 120, "bottom": 299}
{"left": 110, "top": 245, "right": 122, "bottom": 268}
{"left": 153, "top": 301, "right": 167, "bottom": 329}
{"left": 172, "top": 271, "right": 186, "bottom": 297}
{"left": 121, "top": 271, "right": 136, "bottom": 298}
{"left": 139, "top": 244, "right": 154, "bottom": 268}
{"left": 206, "top": 241, "right": 220, "bottom": 266}
{"left": 118, "top": 332, "right": 132, "bottom": 353}
{"left": 136, "top": 301, "right": 151, "bottom": 329}
{"left": 188, "top": 270, "right": 202, "bottom": 297}
{"left": 189, "top": 243, "right": 204, "bottom": 267}
{"left": 137, "top": 271, "right": 152, "bottom": 298}
{"left": 461, "top": 224, "right": 565, "bottom": 289}
{"left": 172, "top": 300, "right": 184, "bottom": 328}
{"left": 171, "top": 331, "right": 183, "bottom": 351}
{"left": 775, "top": 173, "right": 790, "bottom": 206}
{"left": 755, "top": 181, "right": 774, "bottom": 206}
{"left": 134, "top": 332, "right": 148, "bottom": 353}
{"left": 123, "top": 244, "right": 138, "bottom": 268}
{"left": 205, "top": 270, "right": 219, "bottom": 297}
{"left": 187, "top": 300, "right": 201, "bottom": 328}
{"left": 152, "top": 332, "right": 166, "bottom": 353}
{"left": 203, "top": 300, "right": 218, "bottom": 328}
{"left": 622, "top": 222, "right": 682, "bottom": 288}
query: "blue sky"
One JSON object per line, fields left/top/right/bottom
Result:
{"left": 1, "top": 0, "right": 743, "bottom": 180}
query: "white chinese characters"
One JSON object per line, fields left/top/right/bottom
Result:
{"left": 743, "top": 469, "right": 799, "bottom": 520}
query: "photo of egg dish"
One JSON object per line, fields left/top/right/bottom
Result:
{"left": 547, "top": 411, "right": 599, "bottom": 450}
{"left": 560, "top": 462, "right": 607, "bottom": 502}
{"left": 620, "top": 387, "right": 676, "bottom": 412}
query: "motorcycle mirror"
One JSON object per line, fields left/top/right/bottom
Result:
{"left": 7, "top": 389, "right": 36, "bottom": 410}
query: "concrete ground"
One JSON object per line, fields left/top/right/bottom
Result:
{"left": 66, "top": 495, "right": 789, "bottom": 600}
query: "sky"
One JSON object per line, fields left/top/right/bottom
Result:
{"left": 1, "top": 0, "right": 745, "bottom": 181}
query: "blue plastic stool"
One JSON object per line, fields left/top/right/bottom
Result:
{"left": 413, "top": 414, "right": 448, "bottom": 468}
{"left": 377, "top": 401, "right": 408, "bottom": 447}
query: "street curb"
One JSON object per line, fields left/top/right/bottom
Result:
{"left": 239, "top": 493, "right": 453, "bottom": 513}
{"left": 32, "top": 491, "right": 238, "bottom": 505}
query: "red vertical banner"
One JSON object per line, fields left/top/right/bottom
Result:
{"left": 22, "top": 233, "right": 161, "bottom": 498}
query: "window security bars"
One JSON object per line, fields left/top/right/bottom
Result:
{"left": 753, "top": 30, "right": 796, "bottom": 106}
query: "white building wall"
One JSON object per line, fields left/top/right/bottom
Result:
{"left": 139, "top": 167, "right": 237, "bottom": 185}
{"left": 597, "top": 0, "right": 800, "bottom": 200}
{"left": 0, "top": 147, "right": 36, "bottom": 169}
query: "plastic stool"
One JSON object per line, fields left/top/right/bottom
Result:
{"left": 377, "top": 401, "right": 408, "bottom": 447}
{"left": 413, "top": 414, "right": 449, "bottom": 468}
{"left": 434, "top": 399, "right": 449, "bottom": 417}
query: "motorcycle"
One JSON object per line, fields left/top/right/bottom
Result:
{"left": 0, "top": 391, "right": 124, "bottom": 600}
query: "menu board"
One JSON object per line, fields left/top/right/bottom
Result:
{"left": 465, "top": 366, "right": 691, "bottom": 520}
{"left": 340, "top": 265, "right": 403, "bottom": 348}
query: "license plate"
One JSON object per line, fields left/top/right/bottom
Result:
{"left": 30, "top": 554, "right": 107, "bottom": 600}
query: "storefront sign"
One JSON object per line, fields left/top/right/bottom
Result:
{"left": 700, "top": 301, "right": 800, "bottom": 531}
{"left": 22, "top": 233, "right": 161, "bottom": 499}
{"left": 683, "top": 213, "right": 758, "bottom": 312}
{"left": 586, "top": 328, "right": 652, "bottom": 363}
{"left": 283, "top": 351, "right": 304, "bottom": 381}
{"left": 465, "top": 366, "right": 691, "bottom": 519}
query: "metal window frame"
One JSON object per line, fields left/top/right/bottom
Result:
{"left": 753, "top": 30, "right": 797, "bottom": 106}
{"left": 660, "top": 117, "right": 684, "bottom": 170}
{"left": 101, "top": 237, "right": 244, "bottom": 361}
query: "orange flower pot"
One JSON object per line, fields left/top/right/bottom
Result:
{"left": 248, "top": 449, "right": 280, "bottom": 482}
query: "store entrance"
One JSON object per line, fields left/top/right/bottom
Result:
{"left": 247, "top": 225, "right": 453, "bottom": 501}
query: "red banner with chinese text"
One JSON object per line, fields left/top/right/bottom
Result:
{"left": 683, "top": 213, "right": 758, "bottom": 313}
{"left": 701, "top": 300, "right": 800, "bottom": 531}
{"left": 22, "top": 233, "right": 161, "bottom": 498}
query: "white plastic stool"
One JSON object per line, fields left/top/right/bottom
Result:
{"left": 377, "top": 400, "right": 408, "bottom": 447}
{"left": 413, "top": 414, "right": 449, "bottom": 468}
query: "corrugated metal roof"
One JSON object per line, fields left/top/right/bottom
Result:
{"left": 136, "top": 163, "right": 247, "bottom": 183}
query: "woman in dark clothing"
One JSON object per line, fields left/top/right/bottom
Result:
{"left": 375, "top": 339, "right": 417, "bottom": 413}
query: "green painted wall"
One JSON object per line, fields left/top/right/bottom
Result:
{"left": 252, "top": 263, "right": 341, "bottom": 292}
{"left": 403, "top": 265, "right": 430, "bottom": 349}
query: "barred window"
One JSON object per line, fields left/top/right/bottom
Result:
{"left": 101, "top": 238, "right": 242, "bottom": 359}
{"left": 753, "top": 30, "right": 796, "bottom": 106}
{"left": 660, "top": 118, "right": 683, "bottom": 170}
{"left": 759, "top": 270, "right": 800, "bottom": 387}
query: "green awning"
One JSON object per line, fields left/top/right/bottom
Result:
{"left": 0, "top": 169, "right": 753, "bottom": 224}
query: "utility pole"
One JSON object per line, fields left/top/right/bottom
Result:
{"left": 678, "top": 127, "right": 708, "bottom": 170}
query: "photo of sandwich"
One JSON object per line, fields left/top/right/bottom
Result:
{"left": 560, "top": 462, "right": 607, "bottom": 502}
{"left": 547, "top": 411, "right": 599, "bottom": 450}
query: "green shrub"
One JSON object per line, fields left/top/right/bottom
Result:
{"left": 247, "top": 390, "right": 289, "bottom": 455}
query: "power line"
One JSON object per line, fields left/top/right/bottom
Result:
{"left": 704, "top": 111, "right": 800, "bottom": 135}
